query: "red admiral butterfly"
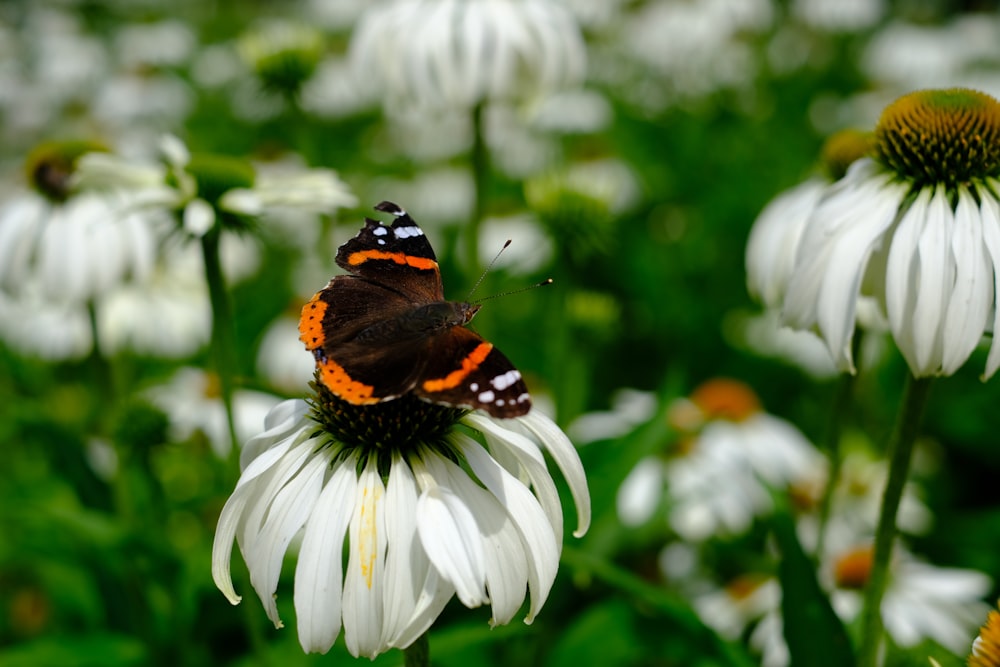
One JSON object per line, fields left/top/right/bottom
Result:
{"left": 299, "top": 201, "right": 532, "bottom": 418}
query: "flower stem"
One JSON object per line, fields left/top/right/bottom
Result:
{"left": 200, "top": 226, "right": 241, "bottom": 469}
{"left": 466, "top": 101, "right": 488, "bottom": 280}
{"left": 856, "top": 373, "right": 933, "bottom": 667}
{"left": 403, "top": 632, "right": 430, "bottom": 667}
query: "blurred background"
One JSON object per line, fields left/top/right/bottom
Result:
{"left": 4, "top": 0, "right": 1000, "bottom": 665}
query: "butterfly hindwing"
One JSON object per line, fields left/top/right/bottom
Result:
{"left": 416, "top": 326, "right": 531, "bottom": 418}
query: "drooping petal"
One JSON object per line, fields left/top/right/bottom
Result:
{"left": 455, "top": 435, "right": 560, "bottom": 623}
{"left": 343, "top": 456, "right": 387, "bottom": 658}
{"left": 294, "top": 451, "right": 359, "bottom": 654}
{"left": 211, "top": 433, "right": 301, "bottom": 604}
{"left": 885, "top": 187, "right": 931, "bottom": 369}
{"left": 513, "top": 410, "right": 592, "bottom": 538}
{"left": 240, "top": 399, "right": 312, "bottom": 470}
{"left": 908, "top": 185, "right": 953, "bottom": 373}
{"left": 941, "top": 186, "right": 990, "bottom": 374}
{"left": 413, "top": 452, "right": 489, "bottom": 609}
{"left": 380, "top": 455, "right": 428, "bottom": 648}
{"left": 388, "top": 567, "right": 455, "bottom": 650}
{"left": 463, "top": 412, "right": 563, "bottom": 540}
{"left": 980, "top": 195, "right": 1000, "bottom": 378}
{"left": 245, "top": 448, "right": 328, "bottom": 627}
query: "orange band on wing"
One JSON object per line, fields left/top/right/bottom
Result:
{"left": 347, "top": 249, "right": 438, "bottom": 271}
{"left": 318, "top": 358, "right": 380, "bottom": 405}
{"left": 298, "top": 293, "right": 328, "bottom": 351}
{"left": 422, "top": 342, "right": 493, "bottom": 392}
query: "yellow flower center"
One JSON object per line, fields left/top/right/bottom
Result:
{"left": 970, "top": 608, "right": 1000, "bottom": 667}
{"left": 821, "top": 129, "right": 872, "bottom": 181}
{"left": 874, "top": 88, "right": 1000, "bottom": 188}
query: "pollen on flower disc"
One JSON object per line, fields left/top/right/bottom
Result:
{"left": 874, "top": 88, "right": 1000, "bottom": 187}
{"left": 970, "top": 609, "right": 1000, "bottom": 667}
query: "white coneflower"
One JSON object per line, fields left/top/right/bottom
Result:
{"left": 783, "top": 88, "right": 1000, "bottom": 378}
{"left": 616, "top": 378, "right": 823, "bottom": 539}
{"left": 212, "top": 380, "right": 590, "bottom": 658}
{"left": 349, "top": 0, "right": 587, "bottom": 113}
{"left": 0, "top": 141, "right": 160, "bottom": 305}
{"left": 74, "top": 135, "right": 356, "bottom": 239}
{"left": 970, "top": 604, "right": 1000, "bottom": 667}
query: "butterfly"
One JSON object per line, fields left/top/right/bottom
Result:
{"left": 299, "top": 201, "right": 531, "bottom": 418}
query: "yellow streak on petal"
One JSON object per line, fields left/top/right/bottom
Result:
{"left": 357, "top": 483, "right": 382, "bottom": 590}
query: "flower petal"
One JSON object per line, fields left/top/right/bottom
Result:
{"left": 294, "top": 450, "right": 359, "bottom": 654}
{"left": 240, "top": 399, "right": 311, "bottom": 470}
{"left": 343, "top": 456, "right": 388, "bottom": 658}
{"left": 211, "top": 434, "right": 300, "bottom": 604}
{"left": 514, "top": 410, "right": 591, "bottom": 538}
{"left": 980, "top": 195, "right": 1000, "bottom": 378}
{"left": 413, "top": 452, "right": 489, "bottom": 609}
{"left": 245, "top": 448, "right": 327, "bottom": 627}
{"left": 909, "top": 185, "right": 953, "bottom": 373}
{"left": 455, "top": 435, "right": 560, "bottom": 623}
{"left": 941, "top": 186, "right": 990, "bottom": 374}
{"left": 885, "top": 187, "right": 930, "bottom": 369}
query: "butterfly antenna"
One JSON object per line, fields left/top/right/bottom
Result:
{"left": 473, "top": 278, "right": 553, "bottom": 305}
{"left": 466, "top": 239, "right": 512, "bottom": 301}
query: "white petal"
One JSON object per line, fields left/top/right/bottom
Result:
{"left": 981, "top": 195, "right": 1000, "bottom": 378}
{"left": 183, "top": 198, "right": 215, "bottom": 237}
{"left": 294, "top": 451, "right": 359, "bottom": 654}
{"left": 240, "top": 399, "right": 311, "bottom": 470}
{"left": 211, "top": 434, "right": 300, "bottom": 603}
{"left": 941, "top": 187, "right": 990, "bottom": 374}
{"left": 909, "top": 186, "right": 953, "bottom": 373}
{"left": 219, "top": 188, "right": 263, "bottom": 216}
{"left": 885, "top": 187, "right": 930, "bottom": 368}
{"left": 616, "top": 456, "right": 665, "bottom": 527}
{"left": 246, "top": 449, "right": 327, "bottom": 627}
{"left": 455, "top": 436, "right": 560, "bottom": 623}
{"left": 512, "top": 410, "right": 592, "bottom": 537}
{"left": 342, "top": 457, "right": 387, "bottom": 659}
{"left": 414, "top": 453, "right": 489, "bottom": 608}
{"left": 388, "top": 567, "right": 455, "bottom": 650}
{"left": 380, "top": 455, "right": 427, "bottom": 647}
{"left": 463, "top": 412, "right": 563, "bottom": 539}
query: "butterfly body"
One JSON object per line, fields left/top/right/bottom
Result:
{"left": 299, "top": 201, "right": 531, "bottom": 418}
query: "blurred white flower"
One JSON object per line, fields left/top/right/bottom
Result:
{"left": 791, "top": 0, "right": 884, "bottom": 33}
{"left": 616, "top": 378, "right": 823, "bottom": 539}
{"left": 829, "top": 545, "right": 992, "bottom": 654}
{"left": 350, "top": 0, "right": 587, "bottom": 112}
{"left": 255, "top": 313, "right": 316, "bottom": 394}
{"left": 567, "top": 388, "right": 657, "bottom": 445}
{"left": 147, "top": 367, "right": 283, "bottom": 458}
{"left": 0, "top": 287, "right": 92, "bottom": 361}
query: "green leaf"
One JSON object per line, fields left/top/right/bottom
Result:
{"left": 0, "top": 634, "right": 146, "bottom": 667}
{"left": 773, "top": 511, "right": 856, "bottom": 667}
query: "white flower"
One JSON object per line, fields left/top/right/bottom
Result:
{"left": 74, "top": 135, "right": 356, "bottom": 239}
{"left": 212, "top": 399, "right": 590, "bottom": 657}
{"left": 148, "top": 367, "right": 283, "bottom": 458}
{"left": 830, "top": 546, "right": 992, "bottom": 654}
{"left": 782, "top": 88, "right": 1000, "bottom": 378}
{"left": 616, "top": 379, "right": 823, "bottom": 539}
{"left": 0, "top": 188, "right": 160, "bottom": 304}
{"left": 255, "top": 314, "right": 316, "bottom": 394}
{"left": 349, "top": 0, "right": 586, "bottom": 112}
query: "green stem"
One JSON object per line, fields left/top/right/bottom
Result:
{"left": 403, "top": 632, "right": 430, "bottom": 667}
{"left": 200, "top": 226, "right": 241, "bottom": 470}
{"left": 856, "top": 374, "right": 933, "bottom": 667}
{"left": 466, "top": 101, "right": 489, "bottom": 281}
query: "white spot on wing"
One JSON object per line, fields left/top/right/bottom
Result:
{"left": 478, "top": 390, "right": 495, "bottom": 404}
{"left": 491, "top": 370, "right": 521, "bottom": 390}
{"left": 372, "top": 226, "right": 388, "bottom": 236}
{"left": 394, "top": 225, "right": 424, "bottom": 239}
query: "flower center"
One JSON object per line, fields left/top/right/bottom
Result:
{"left": 971, "top": 609, "right": 1000, "bottom": 667}
{"left": 24, "top": 140, "right": 106, "bottom": 202}
{"left": 832, "top": 545, "right": 873, "bottom": 590}
{"left": 238, "top": 22, "right": 323, "bottom": 98}
{"left": 309, "top": 374, "right": 466, "bottom": 454}
{"left": 874, "top": 88, "right": 1000, "bottom": 188}
{"left": 688, "top": 378, "right": 761, "bottom": 423}
{"left": 821, "top": 129, "right": 871, "bottom": 181}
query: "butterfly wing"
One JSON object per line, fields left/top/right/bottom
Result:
{"left": 335, "top": 201, "right": 443, "bottom": 303}
{"left": 300, "top": 276, "right": 431, "bottom": 404}
{"left": 415, "top": 325, "right": 531, "bottom": 418}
